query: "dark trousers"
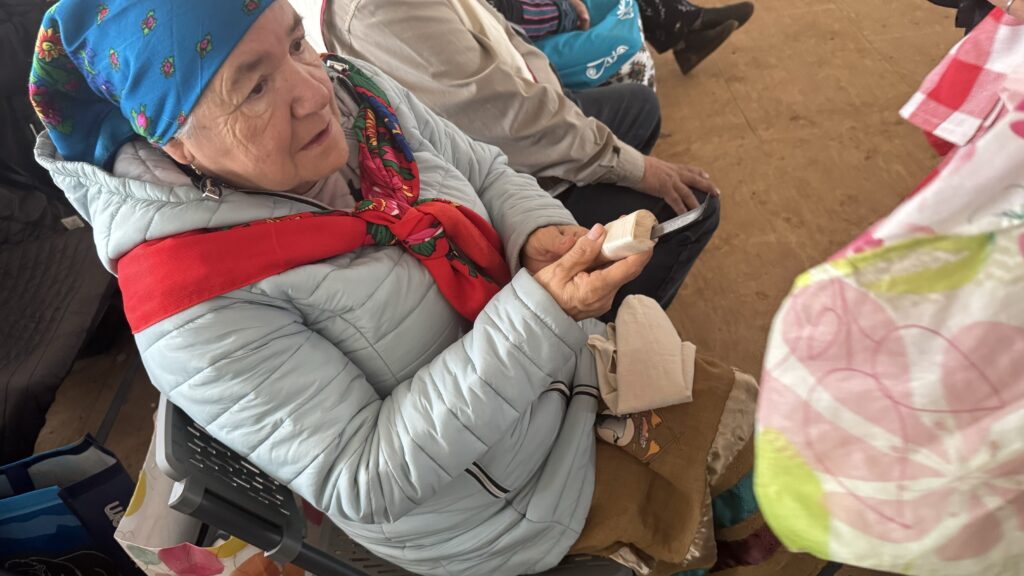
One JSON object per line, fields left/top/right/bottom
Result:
{"left": 562, "top": 83, "right": 720, "bottom": 319}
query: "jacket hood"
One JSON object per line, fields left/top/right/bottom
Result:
{"left": 34, "top": 132, "right": 310, "bottom": 274}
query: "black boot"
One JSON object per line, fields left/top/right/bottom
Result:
{"left": 673, "top": 20, "right": 738, "bottom": 75}
{"left": 637, "top": 0, "right": 705, "bottom": 53}
{"left": 692, "top": 1, "right": 755, "bottom": 32}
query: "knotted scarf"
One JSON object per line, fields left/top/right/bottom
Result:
{"left": 116, "top": 58, "right": 511, "bottom": 333}
{"left": 29, "top": 0, "right": 274, "bottom": 168}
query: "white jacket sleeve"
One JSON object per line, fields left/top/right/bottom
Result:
{"left": 137, "top": 271, "right": 586, "bottom": 525}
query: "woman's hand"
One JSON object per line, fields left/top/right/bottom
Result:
{"left": 636, "top": 156, "right": 720, "bottom": 214}
{"left": 570, "top": 0, "right": 591, "bottom": 30}
{"left": 522, "top": 224, "right": 589, "bottom": 274}
{"left": 534, "top": 224, "right": 653, "bottom": 320}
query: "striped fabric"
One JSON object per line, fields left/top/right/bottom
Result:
{"left": 518, "top": 0, "right": 564, "bottom": 39}
{"left": 466, "top": 463, "right": 510, "bottom": 498}
{"left": 488, "top": 0, "right": 578, "bottom": 40}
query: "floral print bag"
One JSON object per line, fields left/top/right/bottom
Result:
{"left": 754, "top": 64, "right": 1024, "bottom": 575}
{"left": 114, "top": 434, "right": 322, "bottom": 576}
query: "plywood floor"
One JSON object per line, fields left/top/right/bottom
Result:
{"left": 37, "top": 2, "right": 961, "bottom": 569}
{"left": 658, "top": 0, "right": 962, "bottom": 373}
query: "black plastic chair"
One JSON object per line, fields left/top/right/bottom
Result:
{"left": 154, "top": 396, "right": 631, "bottom": 576}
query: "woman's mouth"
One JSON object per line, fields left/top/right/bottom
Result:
{"left": 302, "top": 121, "right": 332, "bottom": 151}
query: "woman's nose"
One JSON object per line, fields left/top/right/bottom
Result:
{"left": 291, "top": 66, "right": 331, "bottom": 118}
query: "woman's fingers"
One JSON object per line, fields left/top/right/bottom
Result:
{"left": 559, "top": 224, "right": 589, "bottom": 243}
{"left": 536, "top": 229, "right": 653, "bottom": 320}
{"left": 522, "top": 226, "right": 576, "bottom": 273}
{"left": 589, "top": 250, "right": 652, "bottom": 293}
{"left": 553, "top": 223, "right": 606, "bottom": 280}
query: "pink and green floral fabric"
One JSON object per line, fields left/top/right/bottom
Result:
{"left": 755, "top": 62, "right": 1024, "bottom": 575}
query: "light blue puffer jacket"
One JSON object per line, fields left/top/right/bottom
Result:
{"left": 36, "top": 60, "right": 603, "bottom": 576}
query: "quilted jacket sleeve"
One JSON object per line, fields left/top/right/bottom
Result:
{"left": 356, "top": 60, "right": 579, "bottom": 271}
{"left": 137, "top": 271, "right": 586, "bottom": 525}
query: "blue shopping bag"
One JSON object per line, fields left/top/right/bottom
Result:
{"left": 0, "top": 435, "right": 141, "bottom": 576}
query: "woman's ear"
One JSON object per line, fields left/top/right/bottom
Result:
{"left": 162, "top": 137, "right": 194, "bottom": 166}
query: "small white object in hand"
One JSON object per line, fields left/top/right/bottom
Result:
{"left": 600, "top": 209, "right": 658, "bottom": 261}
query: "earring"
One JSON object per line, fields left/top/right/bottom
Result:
{"left": 189, "top": 162, "right": 223, "bottom": 200}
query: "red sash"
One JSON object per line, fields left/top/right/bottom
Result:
{"left": 117, "top": 58, "right": 511, "bottom": 334}
{"left": 117, "top": 203, "right": 511, "bottom": 333}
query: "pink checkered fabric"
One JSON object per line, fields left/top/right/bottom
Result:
{"left": 900, "top": 8, "right": 1024, "bottom": 146}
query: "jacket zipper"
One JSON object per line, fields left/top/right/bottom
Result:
{"left": 236, "top": 188, "right": 332, "bottom": 211}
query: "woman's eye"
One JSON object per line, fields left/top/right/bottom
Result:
{"left": 249, "top": 80, "right": 266, "bottom": 99}
{"left": 291, "top": 39, "right": 304, "bottom": 54}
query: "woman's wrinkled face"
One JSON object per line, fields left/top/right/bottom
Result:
{"left": 162, "top": 1, "right": 347, "bottom": 193}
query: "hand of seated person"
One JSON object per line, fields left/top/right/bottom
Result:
{"left": 522, "top": 224, "right": 589, "bottom": 274}
{"left": 533, "top": 224, "right": 653, "bottom": 320}
{"left": 636, "top": 156, "right": 721, "bottom": 214}
{"left": 569, "top": 0, "right": 591, "bottom": 30}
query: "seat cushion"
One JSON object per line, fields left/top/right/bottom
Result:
{"left": 0, "top": 228, "right": 113, "bottom": 463}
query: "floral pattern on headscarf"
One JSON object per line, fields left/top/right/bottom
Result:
{"left": 28, "top": 0, "right": 275, "bottom": 168}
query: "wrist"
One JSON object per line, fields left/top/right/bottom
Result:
{"left": 615, "top": 145, "right": 647, "bottom": 188}
{"left": 520, "top": 227, "right": 541, "bottom": 262}
{"left": 632, "top": 155, "right": 654, "bottom": 189}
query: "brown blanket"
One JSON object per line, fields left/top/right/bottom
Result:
{"left": 572, "top": 353, "right": 857, "bottom": 576}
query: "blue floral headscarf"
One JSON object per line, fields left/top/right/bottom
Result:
{"left": 29, "top": 0, "right": 275, "bottom": 168}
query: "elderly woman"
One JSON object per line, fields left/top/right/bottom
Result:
{"left": 31, "top": 1, "right": 792, "bottom": 575}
